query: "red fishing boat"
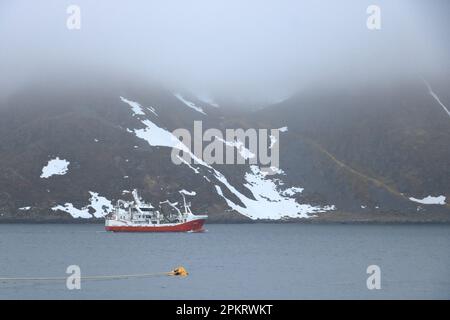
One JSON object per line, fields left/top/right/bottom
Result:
{"left": 105, "top": 190, "right": 207, "bottom": 232}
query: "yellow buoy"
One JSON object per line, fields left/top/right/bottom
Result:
{"left": 168, "top": 266, "right": 188, "bottom": 277}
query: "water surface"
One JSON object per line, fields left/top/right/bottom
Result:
{"left": 0, "top": 223, "right": 449, "bottom": 299}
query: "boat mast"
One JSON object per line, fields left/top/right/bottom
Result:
{"left": 181, "top": 192, "right": 188, "bottom": 214}
{"left": 179, "top": 190, "right": 194, "bottom": 215}
{"left": 132, "top": 189, "right": 142, "bottom": 206}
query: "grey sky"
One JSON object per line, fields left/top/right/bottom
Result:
{"left": 0, "top": 0, "right": 449, "bottom": 103}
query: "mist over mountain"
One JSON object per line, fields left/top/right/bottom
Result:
{"left": 0, "top": 70, "right": 449, "bottom": 222}
{"left": 1, "top": 0, "right": 450, "bottom": 104}
{"left": 0, "top": 1, "right": 449, "bottom": 222}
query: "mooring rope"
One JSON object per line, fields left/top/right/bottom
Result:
{"left": 0, "top": 266, "right": 188, "bottom": 282}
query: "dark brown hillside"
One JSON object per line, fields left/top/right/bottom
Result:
{"left": 0, "top": 76, "right": 449, "bottom": 222}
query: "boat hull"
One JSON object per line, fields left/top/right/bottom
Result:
{"left": 105, "top": 218, "right": 206, "bottom": 233}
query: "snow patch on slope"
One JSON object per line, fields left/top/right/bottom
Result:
{"left": 423, "top": 80, "right": 450, "bottom": 118}
{"left": 146, "top": 106, "right": 158, "bottom": 116}
{"left": 216, "top": 136, "right": 256, "bottom": 159}
{"left": 122, "top": 97, "right": 335, "bottom": 220}
{"left": 174, "top": 93, "right": 206, "bottom": 115}
{"left": 134, "top": 119, "right": 179, "bottom": 148}
{"left": 177, "top": 155, "right": 200, "bottom": 174}
{"left": 120, "top": 96, "right": 145, "bottom": 116}
{"left": 40, "top": 157, "right": 70, "bottom": 178}
{"left": 121, "top": 96, "right": 158, "bottom": 117}
{"left": 197, "top": 93, "right": 220, "bottom": 108}
{"left": 215, "top": 166, "right": 334, "bottom": 220}
{"left": 281, "top": 187, "right": 304, "bottom": 196}
{"left": 409, "top": 195, "right": 446, "bottom": 205}
{"left": 180, "top": 189, "right": 196, "bottom": 196}
{"left": 121, "top": 97, "right": 206, "bottom": 165}
{"left": 52, "top": 192, "right": 113, "bottom": 218}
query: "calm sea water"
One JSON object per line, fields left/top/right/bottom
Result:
{"left": 0, "top": 223, "right": 449, "bottom": 299}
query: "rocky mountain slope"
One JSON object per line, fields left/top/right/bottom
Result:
{"left": 0, "top": 75, "right": 449, "bottom": 222}
{"left": 256, "top": 77, "right": 450, "bottom": 221}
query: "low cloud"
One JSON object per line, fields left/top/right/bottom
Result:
{"left": 0, "top": 0, "right": 449, "bottom": 104}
